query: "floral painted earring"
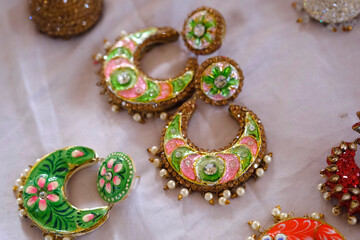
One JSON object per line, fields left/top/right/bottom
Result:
{"left": 246, "top": 206, "right": 345, "bottom": 240}
{"left": 318, "top": 112, "right": 360, "bottom": 225}
{"left": 94, "top": 6, "right": 226, "bottom": 123}
{"left": 182, "top": 6, "right": 226, "bottom": 55}
{"left": 148, "top": 56, "right": 272, "bottom": 206}
{"left": 13, "top": 146, "right": 136, "bottom": 240}
{"left": 94, "top": 27, "right": 198, "bottom": 123}
{"left": 292, "top": 0, "right": 360, "bottom": 32}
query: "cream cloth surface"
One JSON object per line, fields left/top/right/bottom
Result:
{"left": 1, "top": 0, "right": 360, "bottom": 239}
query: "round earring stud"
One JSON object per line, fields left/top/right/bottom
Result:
{"left": 182, "top": 6, "right": 226, "bottom": 55}
{"left": 29, "top": 0, "right": 103, "bottom": 38}
{"left": 196, "top": 56, "right": 244, "bottom": 106}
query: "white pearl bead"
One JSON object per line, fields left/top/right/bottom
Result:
{"left": 247, "top": 237, "right": 255, "bottom": 240}
{"left": 323, "top": 192, "right": 331, "bottom": 200}
{"left": 271, "top": 208, "right": 281, "bottom": 217}
{"left": 160, "top": 112, "right": 167, "bottom": 120}
{"left": 133, "top": 113, "right": 142, "bottom": 122}
{"left": 311, "top": 212, "right": 320, "bottom": 220}
{"left": 18, "top": 209, "right": 26, "bottom": 218}
{"left": 111, "top": 105, "right": 119, "bottom": 112}
{"left": 263, "top": 155, "right": 272, "bottom": 164}
{"left": 279, "top": 212, "right": 288, "bottom": 220}
{"left": 180, "top": 188, "right": 189, "bottom": 198}
{"left": 256, "top": 168, "right": 264, "bottom": 177}
{"left": 204, "top": 192, "right": 213, "bottom": 201}
{"left": 317, "top": 183, "right": 325, "bottom": 192}
{"left": 251, "top": 221, "right": 260, "bottom": 230}
{"left": 223, "top": 189, "right": 231, "bottom": 199}
{"left": 152, "top": 158, "right": 161, "bottom": 167}
{"left": 44, "top": 235, "right": 54, "bottom": 240}
{"left": 167, "top": 180, "right": 176, "bottom": 189}
{"left": 62, "top": 237, "right": 71, "bottom": 240}
{"left": 23, "top": 168, "right": 30, "bottom": 176}
{"left": 18, "top": 186, "right": 24, "bottom": 192}
{"left": 348, "top": 216, "right": 357, "bottom": 225}
{"left": 16, "top": 198, "right": 23, "bottom": 205}
{"left": 20, "top": 173, "right": 25, "bottom": 178}
{"left": 103, "top": 41, "right": 112, "bottom": 49}
{"left": 36, "top": 158, "right": 41, "bottom": 162}
{"left": 15, "top": 178, "right": 23, "bottom": 186}
{"left": 332, "top": 206, "right": 341, "bottom": 215}
{"left": 159, "top": 169, "right": 168, "bottom": 178}
{"left": 150, "top": 146, "right": 159, "bottom": 155}
{"left": 236, "top": 187, "right": 245, "bottom": 197}
{"left": 146, "top": 113, "right": 154, "bottom": 119}
{"left": 218, "top": 197, "right": 227, "bottom": 206}
{"left": 94, "top": 53, "right": 103, "bottom": 61}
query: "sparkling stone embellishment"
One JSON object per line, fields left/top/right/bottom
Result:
{"left": 105, "top": 172, "right": 113, "bottom": 181}
{"left": 204, "top": 163, "right": 217, "bottom": 175}
{"left": 117, "top": 72, "right": 131, "bottom": 84}
{"left": 194, "top": 23, "right": 206, "bottom": 37}
{"left": 39, "top": 191, "right": 47, "bottom": 199}
{"left": 214, "top": 75, "right": 228, "bottom": 89}
{"left": 303, "top": 0, "right": 360, "bottom": 24}
{"left": 249, "top": 124, "right": 256, "bottom": 131}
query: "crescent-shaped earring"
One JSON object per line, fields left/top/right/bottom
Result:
{"left": 94, "top": 27, "right": 198, "bottom": 123}
{"left": 318, "top": 112, "right": 360, "bottom": 225}
{"left": 246, "top": 206, "right": 345, "bottom": 240}
{"left": 148, "top": 56, "right": 273, "bottom": 206}
{"left": 13, "top": 146, "right": 136, "bottom": 240}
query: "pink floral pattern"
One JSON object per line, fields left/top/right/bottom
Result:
{"left": 98, "top": 158, "right": 123, "bottom": 194}
{"left": 25, "top": 176, "right": 60, "bottom": 211}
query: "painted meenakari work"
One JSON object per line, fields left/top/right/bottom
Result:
{"left": 196, "top": 56, "right": 243, "bottom": 105}
{"left": 95, "top": 27, "right": 198, "bottom": 123}
{"left": 318, "top": 112, "right": 360, "bottom": 225}
{"left": 148, "top": 57, "right": 272, "bottom": 206}
{"left": 14, "top": 146, "right": 136, "bottom": 240}
{"left": 292, "top": 0, "right": 360, "bottom": 32}
{"left": 247, "top": 206, "right": 345, "bottom": 240}
{"left": 29, "top": 0, "right": 103, "bottom": 38}
{"left": 182, "top": 6, "right": 226, "bottom": 55}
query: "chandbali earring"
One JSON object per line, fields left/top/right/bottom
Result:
{"left": 292, "top": 0, "right": 360, "bottom": 32}
{"left": 94, "top": 6, "right": 225, "bottom": 123}
{"left": 29, "top": 0, "right": 103, "bottom": 38}
{"left": 318, "top": 112, "right": 360, "bottom": 225}
{"left": 148, "top": 56, "right": 272, "bottom": 206}
{"left": 13, "top": 146, "right": 136, "bottom": 240}
{"left": 246, "top": 205, "right": 345, "bottom": 240}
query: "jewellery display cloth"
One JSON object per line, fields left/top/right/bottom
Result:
{"left": 1, "top": 0, "right": 360, "bottom": 239}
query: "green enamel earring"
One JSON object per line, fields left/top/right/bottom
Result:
{"left": 13, "top": 146, "right": 136, "bottom": 240}
{"left": 148, "top": 56, "right": 273, "bottom": 206}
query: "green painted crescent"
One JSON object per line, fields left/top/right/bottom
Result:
{"left": 21, "top": 146, "right": 109, "bottom": 237}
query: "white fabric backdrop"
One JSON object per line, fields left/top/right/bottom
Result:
{"left": 1, "top": 0, "right": 360, "bottom": 239}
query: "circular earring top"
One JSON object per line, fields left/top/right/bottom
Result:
{"left": 196, "top": 56, "right": 244, "bottom": 106}
{"left": 29, "top": 0, "right": 103, "bottom": 38}
{"left": 182, "top": 6, "right": 226, "bottom": 55}
{"left": 97, "top": 152, "right": 135, "bottom": 203}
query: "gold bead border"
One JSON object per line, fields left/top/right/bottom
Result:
{"left": 97, "top": 27, "right": 198, "bottom": 122}
{"left": 29, "top": 0, "right": 103, "bottom": 38}
{"left": 195, "top": 56, "right": 244, "bottom": 106}
{"left": 152, "top": 97, "right": 268, "bottom": 195}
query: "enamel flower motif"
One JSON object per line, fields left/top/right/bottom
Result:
{"left": 25, "top": 176, "right": 60, "bottom": 211}
{"left": 202, "top": 65, "right": 239, "bottom": 97}
{"left": 98, "top": 158, "right": 123, "bottom": 194}
{"left": 186, "top": 14, "right": 216, "bottom": 48}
